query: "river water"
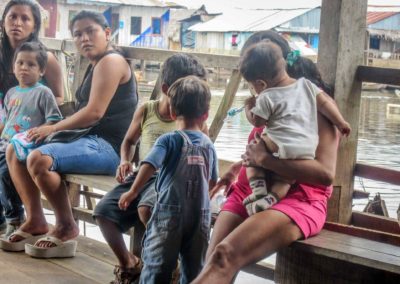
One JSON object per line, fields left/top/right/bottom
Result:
{"left": 141, "top": 88, "right": 400, "bottom": 219}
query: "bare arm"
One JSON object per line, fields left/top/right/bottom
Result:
{"left": 44, "top": 52, "right": 64, "bottom": 105}
{"left": 118, "top": 163, "right": 156, "bottom": 210}
{"left": 32, "top": 54, "right": 131, "bottom": 142}
{"left": 244, "top": 95, "right": 267, "bottom": 127}
{"left": 116, "top": 104, "right": 145, "bottom": 183}
{"left": 209, "top": 160, "right": 242, "bottom": 198}
{"left": 243, "top": 113, "right": 339, "bottom": 186}
{"left": 317, "top": 92, "right": 351, "bottom": 136}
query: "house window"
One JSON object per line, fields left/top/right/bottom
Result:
{"left": 152, "top": 18, "right": 161, "bottom": 35}
{"left": 370, "top": 37, "right": 380, "bottom": 50}
{"left": 130, "top": 17, "right": 141, "bottom": 35}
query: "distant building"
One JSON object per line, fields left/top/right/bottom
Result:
{"left": 367, "top": 6, "right": 400, "bottom": 54}
{"left": 188, "top": 4, "right": 321, "bottom": 56}
{"left": 187, "top": 2, "right": 400, "bottom": 58}
{"left": 38, "top": 0, "right": 183, "bottom": 48}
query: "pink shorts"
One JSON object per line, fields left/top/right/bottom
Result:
{"left": 222, "top": 184, "right": 328, "bottom": 239}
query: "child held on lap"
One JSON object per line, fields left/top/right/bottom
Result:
{"left": 240, "top": 41, "right": 350, "bottom": 215}
{"left": 0, "top": 42, "right": 61, "bottom": 236}
{"left": 118, "top": 76, "right": 218, "bottom": 284}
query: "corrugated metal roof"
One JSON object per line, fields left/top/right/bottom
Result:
{"left": 66, "top": 0, "right": 168, "bottom": 7}
{"left": 189, "top": 8, "right": 313, "bottom": 32}
{"left": 367, "top": 11, "right": 398, "bottom": 24}
{"left": 169, "top": 0, "right": 321, "bottom": 13}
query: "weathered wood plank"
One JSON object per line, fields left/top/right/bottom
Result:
{"left": 354, "top": 163, "right": 400, "bottom": 186}
{"left": 317, "top": 0, "right": 367, "bottom": 224}
{"left": 75, "top": 235, "right": 117, "bottom": 265}
{"left": 41, "top": 38, "right": 239, "bottom": 69}
{"left": 48, "top": 251, "right": 114, "bottom": 283}
{"left": 351, "top": 211, "right": 400, "bottom": 235}
{"left": 357, "top": 66, "right": 400, "bottom": 86}
{"left": 293, "top": 230, "right": 400, "bottom": 274}
{"left": 275, "top": 245, "right": 400, "bottom": 284}
{"left": 0, "top": 250, "right": 98, "bottom": 284}
{"left": 64, "top": 174, "right": 118, "bottom": 192}
{"left": 209, "top": 69, "right": 242, "bottom": 142}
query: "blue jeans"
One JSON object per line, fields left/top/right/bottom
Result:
{"left": 140, "top": 131, "right": 211, "bottom": 284}
{"left": 36, "top": 135, "right": 119, "bottom": 175}
{"left": 0, "top": 152, "right": 24, "bottom": 224}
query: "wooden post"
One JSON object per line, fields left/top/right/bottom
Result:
{"left": 71, "top": 54, "right": 89, "bottom": 97}
{"left": 317, "top": 0, "right": 368, "bottom": 224}
{"left": 149, "top": 74, "right": 162, "bottom": 100}
{"left": 208, "top": 69, "right": 242, "bottom": 142}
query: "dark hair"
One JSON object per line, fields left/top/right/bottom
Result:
{"left": 14, "top": 41, "right": 48, "bottom": 72}
{"left": 241, "top": 30, "right": 334, "bottom": 97}
{"left": 241, "top": 30, "right": 291, "bottom": 59}
{"left": 168, "top": 75, "right": 211, "bottom": 119}
{"left": 0, "top": 0, "right": 41, "bottom": 92}
{"left": 288, "top": 56, "right": 333, "bottom": 96}
{"left": 69, "top": 10, "right": 109, "bottom": 33}
{"left": 239, "top": 41, "right": 285, "bottom": 83}
{"left": 161, "top": 53, "right": 207, "bottom": 87}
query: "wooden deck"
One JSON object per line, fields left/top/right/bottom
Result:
{"left": 0, "top": 235, "right": 117, "bottom": 284}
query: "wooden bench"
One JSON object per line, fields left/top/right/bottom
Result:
{"left": 275, "top": 226, "right": 400, "bottom": 283}
{"left": 41, "top": 174, "right": 145, "bottom": 256}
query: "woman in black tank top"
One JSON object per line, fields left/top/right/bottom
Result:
{"left": 5, "top": 11, "right": 137, "bottom": 256}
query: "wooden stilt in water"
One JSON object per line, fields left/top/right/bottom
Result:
{"left": 363, "top": 193, "right": 389, "bottom": 217}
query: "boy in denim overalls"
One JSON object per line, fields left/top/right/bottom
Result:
{"left": 119, "top": 75, "right": 218, "bottom": 284}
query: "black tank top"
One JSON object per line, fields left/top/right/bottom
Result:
{"left": 75, "top": 50, "right": 138, "bottom": 154}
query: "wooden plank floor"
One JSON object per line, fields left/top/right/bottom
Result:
{"left": 0, "top": 235, "right": 117, "bottom": 284}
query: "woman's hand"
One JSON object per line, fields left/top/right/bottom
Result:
{"left": 116, "top": 161, "right": 133, "bottom": 183}
{"left": 27, "top": 125, "right": 56, "bottom": 143}
{"left": 118, "top": 190, "right": 137, "bottom": 210}
{"left": 242, "top": 132, "right": 271, "bottom": 168}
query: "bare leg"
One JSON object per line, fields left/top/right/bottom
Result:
{"left": 6, "top": 145, "right": 48, "bottom": 242}
{"left": 97, "top": 216, "right": 141, "bottom": 268}
{"left": 138, "top": 206, "right": 151, "bottom": 226}
{"left": 192, "top": 209, "right": 302, "bottom": 284}
{"left": 270, "top": 178, "right": 292, "bottom": 200}
{"left": 26, "top": 150, "right": 79, "bottom": 247}
{"left": 206, "top": 211, "right": 243, "bottom": 261}
{"left": 96, "top": 206, "right": 151, "bottom": 269}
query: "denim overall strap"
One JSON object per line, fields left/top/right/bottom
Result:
{"left": 176, "top": 130, "right": 192, "bottom": 145}
{"left": 140, "top": 131, "right": 211, "bottom": 284}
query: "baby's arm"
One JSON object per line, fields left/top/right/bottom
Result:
{"left": 118, "top": 163, "right": 156, "bottom": 210}
{"left": 244, "top": 96, "right": 267, "bottom": 127}
{"left": 317, "top": 93, "right": 351, "bottom": 136}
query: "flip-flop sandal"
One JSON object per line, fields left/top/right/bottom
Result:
{"left": 25, "top": 236, "right": 78, "bottom": 258}
{"left": 0, "top": 229, "right": 46, "bottom": 252}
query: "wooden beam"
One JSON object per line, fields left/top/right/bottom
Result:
{"left": 351, "top": 211, "right": 400, "bottom": 235}
{"left": 357, "top": 66, "right": 400, "bottom": 86}
{"left": 324, "top": 221, "right": 400, "bottom": 246}
{"left": 209, "top": 69, "right": 242, "bottom": 142}
{"left": 317, "top": 0, "right": 368, "bottom": 224}
{"left": 355, "top": 163, "right": 400, "bottom": 186}
{"left": 41, "top": 37, "right": 239, "bottom": 69}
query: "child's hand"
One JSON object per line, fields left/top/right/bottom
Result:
{"left": 209, "top": 171, "right": 235, "bottom": 199}
{"left": 244, "top": 95, "right": 256, "bottom": 108}
{"left": 116, "top": 161, "right": 133, "bottom": 183}
{"left": 339, "top": 121, "right": 351, "bottom": 137}
{"left": 118, "top": 191, "right": 137, "bottom": 210}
